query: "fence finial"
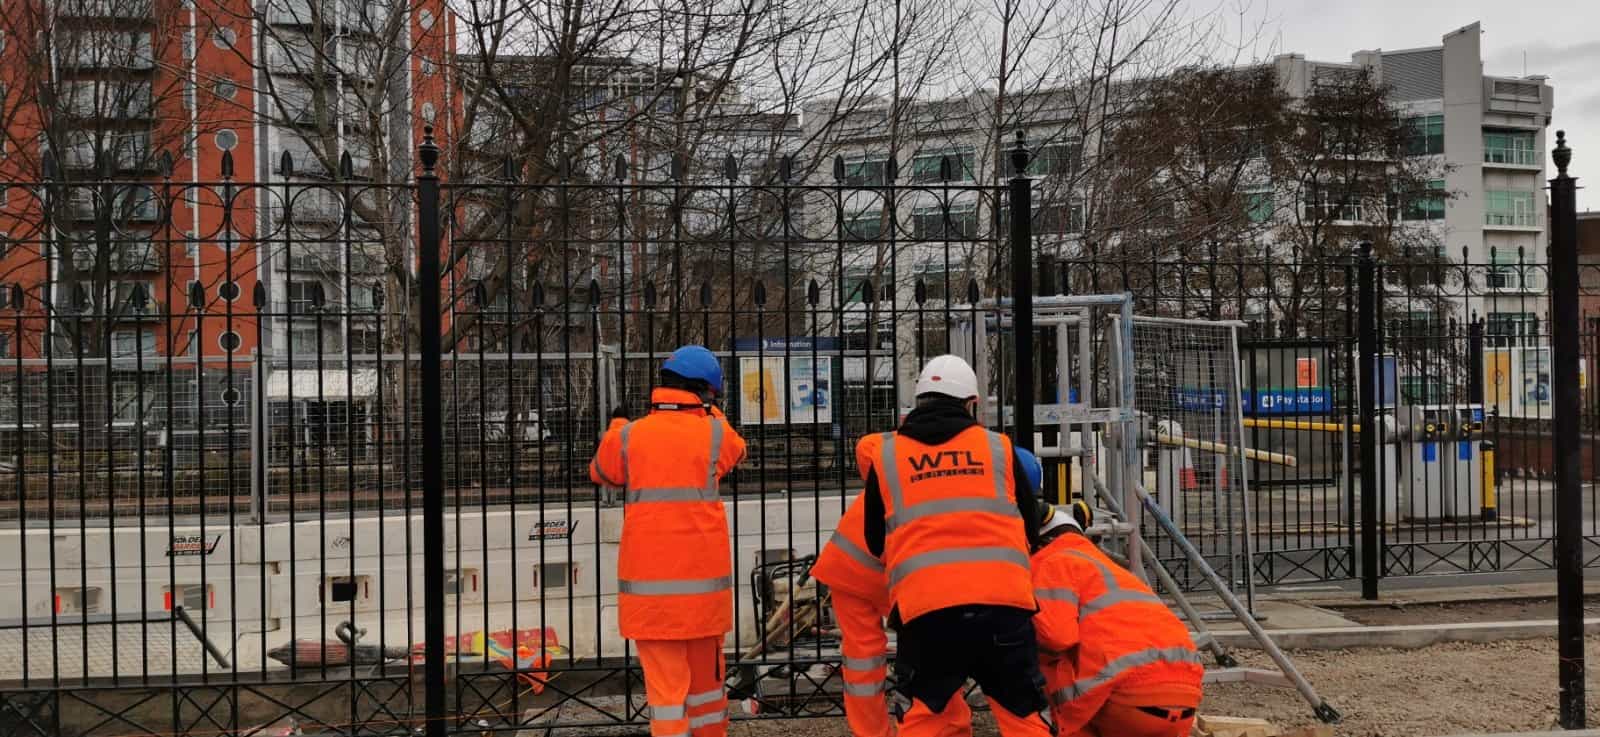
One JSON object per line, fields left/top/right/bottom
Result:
{"left": 1009, "top": 130, "right": 1030, "bottom": 176}
{"left": 419, "top": 125, "right": 439, "bottom": 173}
{"left": 1554, "top": 130, "right": 1571, "bottom": 176}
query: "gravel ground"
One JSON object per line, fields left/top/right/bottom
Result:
{"left": 1332, "top": 596, "right": 1600, "bottom": 627}
{"left": 729, "top": 637, "right": 1600, "bottom": 737}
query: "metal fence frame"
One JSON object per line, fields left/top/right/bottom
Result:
{"left": 0, "top": 130, "right": 1592, "bottom": 736}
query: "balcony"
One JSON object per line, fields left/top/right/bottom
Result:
{"left": 1486, "top": 265, "right": 1546, "bottom": 295}
{"left": 1484, "top": 210, "right": 1541, "bottom": 230}
{"left": 57, "top": 0, "right": 153, "bottom": 20}
{"left": 1483, "top": 145, "right": 1540, "bottom": 169}
{"left": 60, "top": 31, "right": 154, "bottom": 71}
{"left": 59, "top": 81, "right": 155, "bottom": 121}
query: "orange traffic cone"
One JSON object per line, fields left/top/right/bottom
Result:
{"left": 1179, "top": 447, "right": 1199, "bottom": 490}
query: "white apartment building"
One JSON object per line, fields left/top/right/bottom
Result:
{"left": 803, "top": 21, "right": 1555, "bottom": 402}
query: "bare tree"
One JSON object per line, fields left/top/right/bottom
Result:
{"left": 0, "top": 0, "right": 242, "bottom": 361}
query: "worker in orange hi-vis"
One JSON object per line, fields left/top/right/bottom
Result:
{"left": 810, "top": 432, "right": 966, "bottom": 737}
{"left": 1031, "top": 503, "right": 1204, "bottom": 737}
{"left": 861, "top": 354, "right": 1053, "bottom": 737}
{"left": 589, "top": 345, "right": 747, "bottom": 737}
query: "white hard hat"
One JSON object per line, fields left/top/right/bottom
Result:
{"left": 915, "top": 355, "right": 979, "bottom": 400}
{"left": 1039, "top": 504, "right": 1083, "bottom": 537}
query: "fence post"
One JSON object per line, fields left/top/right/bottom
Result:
{"left": 416, "top": 127, "right": 448, "bottom": 737}
{"left": 1549, "top": 130, "right": 1586, "bottom": 729}
{"left": 1356, "top": 240, "right": 1379, "bottom": 601}
{"left": 1008, "top": 131, "right": 1034, "bottom": 453}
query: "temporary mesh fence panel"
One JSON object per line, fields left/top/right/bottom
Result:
{"left": 1129, "top": 317, "right": 1253, "bottom": 597}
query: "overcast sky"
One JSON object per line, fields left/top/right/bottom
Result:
{"left": 1242, "top": 0, "right": 1599, "bottom": 209}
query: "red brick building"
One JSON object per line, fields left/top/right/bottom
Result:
{"left": 0, "top": 0, "right": 457, "bottom": 361}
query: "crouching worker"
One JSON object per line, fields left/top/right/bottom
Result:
{"left": 1031, "top": 503, "right": 1204, "bottom": 737}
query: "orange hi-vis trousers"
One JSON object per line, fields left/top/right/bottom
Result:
{"left": 636, "top": 637, "right": 729, "bottom": 737}
{"left": 1060, "top": 682, "right": 1200, "bottom": 737}
{"left": 832, "top": 591, "right": 891, "bottom": 737}
{"left": 899, "top": 695, "right": 1049, "bottom": 737}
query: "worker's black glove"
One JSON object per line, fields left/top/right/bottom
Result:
{"left": 609, "top": 406, "right": 629, "bottom": 421}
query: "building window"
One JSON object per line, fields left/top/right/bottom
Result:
{"left": 1484, "top": 190, "right": 1538, "bottom": 227}
{"left": 1023, "top": 141, "right": 1083, "bottom": 177}
{"left": 349, "top": 328, "right": 380, "bottom": 354}
{"left": 210, "top": 26, "right": 237, "bottom": 50}
{"left": 111, "top": 329, "right": 155, "bottom": 358}
{"left": 1402, "top": 114, "right": 1444, "bottom": 156}
{"left": 214, "top": 129, "right": 238, "bottom": 151}
{"left": 1486, "top": 312, "right": 1538, "bottom": 348}
{"left": 1034, "top": 201, "right": 1085, "bottom": 233}
{"left": 218, "top": 331, "right": 242, "bottom": 352}
{"left": 909, "top": 148, "right": 975, "bottom": 183}
{"left": 841, "top": 270, "right": 891, "bottom": 304}
{"left": 1244, "top": 189, "right": 1273, "bottom": 224}
{"left": 0, "top": 333, "right": 10, "bottom": 358}
{"left": 212, "top": 80, "right": 237, "bottom": 101}
{"left": 844, "top": 212, "right": 884, "bottom": 240}
{"left": 842, "top": 157, "right": 888, "bottom": 187}
{"left": 1388, "top": 310, "right": 1440, "bottom": 339}
{"left": 290, "top": 325, "right": 323, "bottom": 354}
{"left": 1403, "top": 179, "right": 1446, "bottom": 221}
{"left": 0, "top": 232, "right": 9, "bottom": 259}
{"left": 1484, "top": 130, "right": 1537, "bottom": 166}
{"left": 288, "top": 281, "right": 325, "bottom": 314}
{"left": 350, "top": 283, "right": 382, "bottom": 311}
{"left": 911, "top": 206, "right": 977, "bottom": 240}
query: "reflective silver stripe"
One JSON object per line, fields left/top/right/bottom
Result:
{"left": 619, "top": 422, "right": 635, "bottom": 485}
{"left": 879, "top": 433, "right": 903, "bottom": 512}
{"left": 1061, "top": 550, "right": 1164, "bottom": 618}
{"left": 706, "top": 420, "right": 724, "bottom": 491}
{"left": 825, "top": 532, "right": 884, "bottom": 573}
{"left": 1034, "top": 587, "right": 1080, "bottom": 604}
{"left": 591, "top": 459, "right": 625, "bottom": 488}
{"left": 841, "top": 654, "right": 887, "bottom": 671}
{"left": 1049, "top": 646, "right": 1204, "bottom": 704}
{"left": 652, "top": 705, "right": 686, "bottom": 721}
{"left": 842, "top": 680, "right": 886, "bottom": 696}
{"left": 986, "top": 431, "right": 1009, "bottom": 499}
{"left": 689, "top": 711, "right": 727, "bottom": 729}
{"left": 886, "top": 496, "right": 1019, "bottom": 531}
{"left": 1079, "top": 589, "right": 1165, "bottom": 617}
{"left": 618, "top": 576, "right": 733, "bottom": 596}
{"left": 685, "top": 688, "right": 723, "bottom": 707}
{"left": 625, "top": 487, "right": 718, "bottom": 504}
{"left": 888, "top": 546, "right": 1030, "bottom": 588}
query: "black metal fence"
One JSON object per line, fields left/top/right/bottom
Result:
{"left": 0, "top": 132, "right": 1592, "bottom": 736}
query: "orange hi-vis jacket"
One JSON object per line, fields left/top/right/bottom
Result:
{"left": 1031, "top": 532, "right": 1204, "bottom": 731}
{"left": 589, "top": 387, "right": 747, "bottom": 641}
{"left": 869, "top": 426, "right": 1035, "bottom": 622}
{"left": 809, "top": 492, "right": 890, "bottom": 615}
{"left": 809, "top": 433, "right": 892, "bottom": 615}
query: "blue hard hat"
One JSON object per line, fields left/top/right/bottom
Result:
{"left": 1015, "top": 448, "right": 1043, "bottom": 493}
{"left": 661, "top": 345, "right": 723, "bottom": 394}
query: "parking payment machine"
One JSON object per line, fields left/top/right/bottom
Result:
{"left": 1399, "top": 404, "right": 1484, "bottom": 521}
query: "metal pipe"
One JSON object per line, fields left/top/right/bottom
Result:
{"left": 172, "top": 606, "right": 230, "bottom": 669}
{"left": 1134, "top": 483, "right": 1341, "bottom": 724}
